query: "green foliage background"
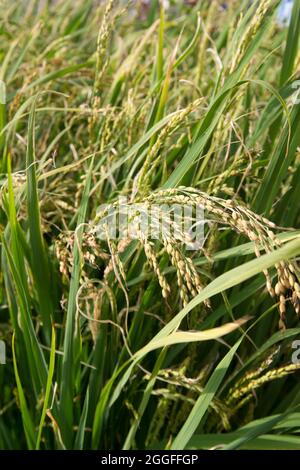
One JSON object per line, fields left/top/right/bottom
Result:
{"left": 0, "top": 0, "right": 300, "bottom": 450}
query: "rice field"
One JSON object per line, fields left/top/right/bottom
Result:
{"left": 1, "top": 0, "right": 300, "bottom": 451}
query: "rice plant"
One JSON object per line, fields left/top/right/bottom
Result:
{"left": 0, "top": 0, "right": 300, "bottom": 450}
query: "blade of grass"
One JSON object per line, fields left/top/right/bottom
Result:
{"left": 12, "top": 332, "right": 36, "bottom": 450}
{"left": 59, "top": 156, "right": 94, "bottom": 446}
{"left": 26, "top": 96, "right": 53, "bottom": 339}
{"left": 171, "top": 337, "right": 243, "bottom": 449}
{"left": 280, "top": 0, "right": 300, "bottom": 86}
{"left": 36, "top": 325, "right": 56, "bottom": 450}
